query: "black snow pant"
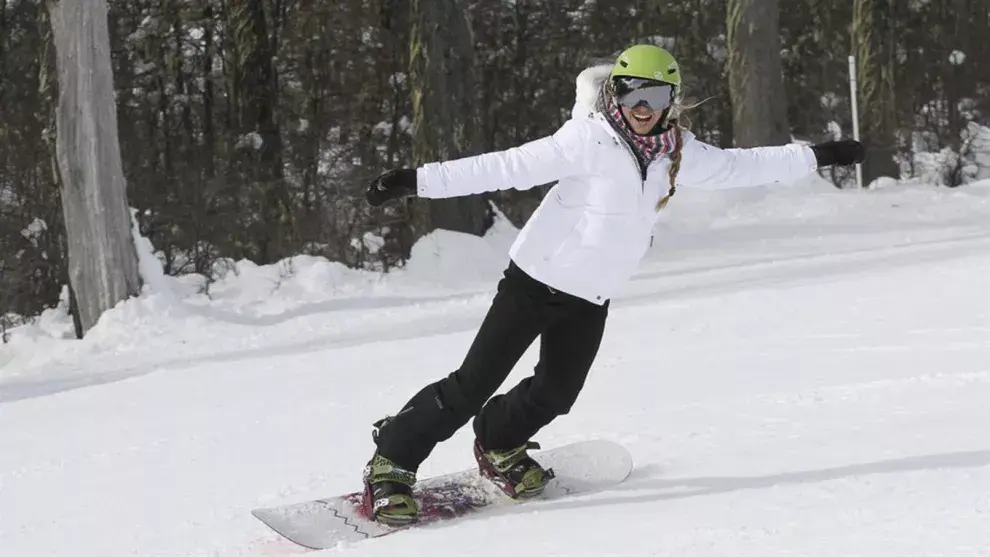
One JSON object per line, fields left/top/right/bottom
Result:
{"left": 373, "top": 260, "right": 609, "bottom": 472}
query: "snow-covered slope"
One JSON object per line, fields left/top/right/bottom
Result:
{"left": 2, "top": 176, "right": 989, "bottom": 557}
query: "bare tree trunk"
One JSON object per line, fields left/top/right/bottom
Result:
{"left": 227, "top": 0, "right": 291, "bottom": 263}
{"left": 726, "top": 0, "right": 791, "bottom": 147}
{"left": 852, "top": 0, "right": 900, "bottom": 186}
{"left": 47, "top": 0, "right": 141, "bottom": 335}
{"left": 408, "top": 0, "right": 491, "bottom": 244}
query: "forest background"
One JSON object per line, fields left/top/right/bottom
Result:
{"left": 2, "top": 0, "right": 988, "bottom": 337}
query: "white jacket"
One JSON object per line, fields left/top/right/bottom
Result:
{"left": 415, "top": 66, "right": 818, "bottom": 305}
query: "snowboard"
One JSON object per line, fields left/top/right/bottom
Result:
{"left": 251, "top": 438, "right": 632, "bottom": 549}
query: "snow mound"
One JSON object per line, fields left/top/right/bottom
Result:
{"left": 0, "top": 207, "right": 519, "bottom": 378}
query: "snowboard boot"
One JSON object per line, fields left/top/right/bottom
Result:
{"left": 362, "top": 453, "right": 418, "bottom": 526}
{"left": 474, "top": 439, "right": 555, "bottom": 499}
{"left": 362, "top": 415, "right": 418, "bottom": 526}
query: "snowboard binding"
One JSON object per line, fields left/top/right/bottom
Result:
{"left": 474, "top": 439, "right": 556, "bottom": 499}
{"left": 362, "top": 416, "right": 419, "bottom": 526}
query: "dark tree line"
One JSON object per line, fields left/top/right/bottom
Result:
{"left": 2, "top": 0, "right": 989, "bottom": 336}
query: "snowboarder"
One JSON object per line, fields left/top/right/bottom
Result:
{"left": 361, "top": 44, "right": 865, "bottom": 525}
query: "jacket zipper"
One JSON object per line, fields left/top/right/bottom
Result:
{"left": 599, "top": 114, "right": 647, "bottom": 191}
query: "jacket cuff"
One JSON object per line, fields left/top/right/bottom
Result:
{"left": 416, "top": 166, "right": 434, "bottom": 198}
{"left": 417, "top": 163, "right": 453, "bottom": 198}
{"left": 803, "top": 145, "right": 820, "bottom": 171}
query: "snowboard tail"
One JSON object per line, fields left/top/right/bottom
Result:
{"left": 251, "top": 438, "right": 632, "bottom": 549}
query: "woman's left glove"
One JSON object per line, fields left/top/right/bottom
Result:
{"left": 810, "top": 139, "right": 866, "bottom": 167}
{"left": 366, "top": 168, "right": 417, "bottom": 207}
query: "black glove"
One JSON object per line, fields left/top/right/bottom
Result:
{"left": 366, "top": 168, "right": 417, "bottom": 207}
{"left": 810, "top": 139, "right": 866, "bottom": 167}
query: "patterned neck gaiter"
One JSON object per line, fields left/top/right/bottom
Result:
{"left": 596, "top": 82, "right": 678, "bottom": 171}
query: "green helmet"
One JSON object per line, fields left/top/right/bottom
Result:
{"left": 610, "top": 45, "right": 681, "bottom": 88}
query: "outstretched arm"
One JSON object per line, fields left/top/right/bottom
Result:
{"left": 677, "top": 137, "right": 863, "bottom": 190}
{"left": 367, "top": 119, "right": 589, "bottom": 206}
{"left": 418, "top": 121, "right": 586, "bottom": 198}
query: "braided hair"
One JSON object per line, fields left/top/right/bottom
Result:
{"left": 656, "top": 119, "right": 684, "bottom": 211}
{"left": 656, "top": 89, "right": 714, "bottom": 212}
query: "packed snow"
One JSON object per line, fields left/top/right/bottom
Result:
{"left": 2, "top": 174, "right": 990, "bottom": 557}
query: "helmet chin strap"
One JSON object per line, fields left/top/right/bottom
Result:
{"left": 655, "top": 106, "right": 674, "bottom": 131}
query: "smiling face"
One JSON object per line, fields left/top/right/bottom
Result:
{"left": 620, "top": 104, "right": 663, "bottom": 135}
{"left": 612, "top": 78, "right": 676, "bottom": 136}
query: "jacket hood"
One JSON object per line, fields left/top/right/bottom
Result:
{"left": 571, "top": 64, "right": 613, "bottom": 119}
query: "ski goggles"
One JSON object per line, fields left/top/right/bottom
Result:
{"left": 613, "top": 78, "right": 676, "bottom": 112}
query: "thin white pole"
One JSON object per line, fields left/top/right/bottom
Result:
{"left": 848, "top": 55, "right": 864, "bottom": 188}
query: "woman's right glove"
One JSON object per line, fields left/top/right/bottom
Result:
{"left": 810, "top": 139, "right": 866, "bottom": 167}
{"left": 366, "top": 168, "right": 417, "bottom": 207}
